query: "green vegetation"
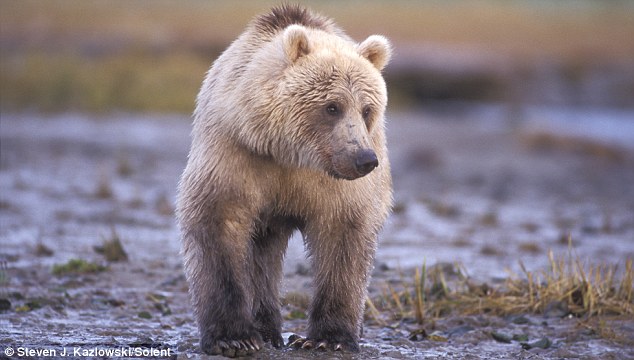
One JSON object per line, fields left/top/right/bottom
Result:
{"left": 1, "top": 52, "right": 209, "bottom": 113}
{"left": 52, "top": 258, "right": 107, "bottom": 275}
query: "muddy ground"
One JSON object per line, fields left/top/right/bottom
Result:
{"left": 1, "top": 108, "right": 633, "bottom": 359}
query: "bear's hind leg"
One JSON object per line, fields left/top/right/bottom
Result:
{"left": 251, "top": 218, "right": 296, "bottom": 348}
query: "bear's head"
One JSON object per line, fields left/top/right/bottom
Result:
{"left": 238, "top": 24, "right": 391, "bottom": 180}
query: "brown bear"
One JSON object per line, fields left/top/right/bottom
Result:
{"left": 176, "top": 4, "right": 392, "bottom": 357}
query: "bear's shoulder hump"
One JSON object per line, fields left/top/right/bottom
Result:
{"left": 253, "top": 4, "right": 337, "bottom": 36}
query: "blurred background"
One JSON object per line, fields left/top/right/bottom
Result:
{"left": 2, "top": 0, "right": 634, "bottom": 113}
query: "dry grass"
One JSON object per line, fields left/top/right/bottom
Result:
{"left": 367, "top": 240, "right": 633, "bottom": 327}
{"left": 94, "top": 228, "right": 129, "bottom": 262}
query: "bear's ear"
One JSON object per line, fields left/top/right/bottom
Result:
{"left": 357, "top": 35, "right": 392, "bottom": 71}
{"left": 283, "top": 25, "right": 311, "bottom": 63}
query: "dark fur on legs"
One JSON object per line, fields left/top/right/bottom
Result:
{"left": 183, "top": 225, "right": 263, "bottom": 357}
{"left": 251, "top": 216, "right": 298, "bottom": 348}
{"left": 301, "top": 223, "right": 377, "bottom": 352}
{"left": 182, "top": 214, "right": 299, "bottom": 356}
{"left": 196, "top": 264, "right": 264, "bottom": 357}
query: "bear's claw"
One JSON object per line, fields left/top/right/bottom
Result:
{"left": 288, "top": 335, "right": 344, "bottom": 352}
{"left": 208, "top": 337, "right": 262, "bottom": 358}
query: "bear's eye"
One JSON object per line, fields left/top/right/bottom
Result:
{"left": 326, "top": 103, "right": 339, "bottom": 115}
{"left": 362, "top": 106, "right": 372, "bottom": 120}
{"left": 325, "top": 103, "right": 340, "bottom": 116}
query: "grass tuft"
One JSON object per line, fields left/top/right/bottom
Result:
{"left": 367, "top": 242, "right": 633, "bottom": 327}
{"left": 52, "top": 258, "right": 107, "bottom": 276}
{"left": 94, "top": 228, "right": 128, "bottom": 262}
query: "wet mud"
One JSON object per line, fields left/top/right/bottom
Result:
{"left": 1, "top": 110, "right": 633, "bottom": 359}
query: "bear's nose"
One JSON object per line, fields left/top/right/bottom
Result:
{"left": 355, "top": 149, "right": 379, "bottom": 176}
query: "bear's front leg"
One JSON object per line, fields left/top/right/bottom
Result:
{"left": 251, "top": 218, "right": 297, "bottom": 349}
{"left": 297, "top": 224, "right": 377, "bottom": 352}
{"left": 180, "top": 217, "right": 264, "bottom": 357}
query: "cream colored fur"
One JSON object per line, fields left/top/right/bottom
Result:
{"left": 176, "top": 5, "right": 392, "bottom": 356}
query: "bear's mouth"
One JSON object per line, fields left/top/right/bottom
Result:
{"left": 328, "top": 170, "right": 358, "bottom": 180}
{"left": 328, "top": 167, "right": 372, "bottom": 181}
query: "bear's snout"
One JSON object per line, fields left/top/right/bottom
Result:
{"left": 355, "top": 149, "right": 379, "bottom": 176}
{"left": 331, "top": 148, "right": 378, "bottom": 180}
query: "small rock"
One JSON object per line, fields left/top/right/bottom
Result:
{"left": 107, "top": 298, "right": 125, "bottom": 307}
{"left": 491, "top": 331, "right": 512, "bottom": 343}
{"left": 544, "top": 301, "right": 569, "bottom": 318}
{"left": 295, "top": 263, "right": 310, "bottom": 276}
{"left": 521, "top": 337, "right": 551, "bottom": 350}
{"left": 160, "top": 274, "right": 185, "bottom": 287}
{"left": 138, "top": 311, "right": 152, "bottom": 319}
{"left": 510, "top": 315, "right": 531, "bottom": 324}
{"left": 408, "top": 328, "right": 427, "bottom": 341}
{"left": 448, "top": 325, "right": 474, "bottom": 337}
{"left": 35, "top": 243, "right": 54, "bottom": 257}
{"left": 10, "top": 292, "right": 24, "bottom": 300}
{"left": 0, "top": 298, "right": 11, "bottom": 312}
{"left": 382, "top": 350, "right": 405, "bottom": 358}
{"left": 129, "top": 336, "right": 163, "bottom": 348}
{"left": 390, "top": 338, "right": 415, "bottom": 348}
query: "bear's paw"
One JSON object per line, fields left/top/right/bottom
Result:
{"left": 201, "top": 331, "right": 264, "bottom": 358}
{"left": 288, "top": 333, "right": 359, "bottom": 353}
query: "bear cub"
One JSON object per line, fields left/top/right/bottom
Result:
{"left": 176, "top": 4, "right": 392, "bottom": 357}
